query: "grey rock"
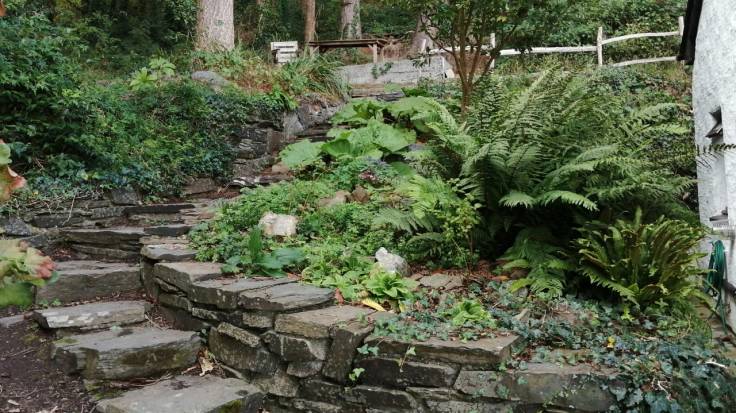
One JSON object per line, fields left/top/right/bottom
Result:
{"left": 292, "top": 399, "right": 359, "bottom": 413}
{"left": 351, "top": 186, "right": 370, "bottom": 203}
{"left": 191, "top": 307, "right": 236, "bottom": 323}
{"left": 183, "top": 178, "right": 219, "bottom": 196}
{"left": 262, "top": 331, "right": 328, "bottom": 362}
{"left": 299, "top": 379, "right": 345, "bottom": 404}
{"left": 425, "top": 400, "right": 517, "bottom": 413}
{"left": 375, "top": 247, "right": 410, "bottom": 276}
{"left": 209, "top": 328, "right": 280, "bottom": 374}
{"left": 108, "top": 188, "right": 141, "bottom": 205}
{"left": 154, "top": 262, "right": 222, "bottom": 292}
{"left": 191, "top": 70, "right": 231, "bottom": 88}
{"left": 349, "top": 386, "right": 417, "bottom": 410}
{"left": 62, "top": 227, "right": 146, "bottom": 245}
{"left": 32, "top": 213, "right": 83, "bottom": 228}
{"left": 286, "top": 361, "right": 323, "bottom": 378}
{"left": 0, "top": 314, "right": 26, "bottom": 328}
{"left": 419, "top": 274, "right": 453, "bottom": 289}
{"left": 36, "top": 261, "right": 141, "bottom": 304}
{"left": 406, "top": 387, "right": 460, "bottom": 401}
{"left": 356, "top": 357, "right": 457, "bottom": 388}
{"left": 259, "top": 212, "right": 298, "bottom": 237}
{"left": 232, "top": 156, "right": 274, "bottom": 179}
{"left": 144, "top": 224, "right": 192, "bottom": 237}
{"left": 190, "top": 277, "right": 294, "bottom": 310}
{"left": 34, "top": 301, "right": 147, "bottom": 332}
{"left": 215, "top": 322, "right": 261, "bottom": 347}
{"left": 0, "top": 217, "right": 32, "bottom": 236}
{"left": 54, "top": 327, "right": 201, "bottom": 380}
{"left": 69, "top": 244, "right": 140, "bottom": 260}
{"left": 96, "top": 375, "right": 264, "bottom": 413}
{"left": 242, "top": 311, "right": 276, "bottom": 329}
{"left": 364, "top": 334, "right": 519, "bottom": 368}
{"left": 159, "top": 293, "right": 192, "bottom": 311}
{"left": 322, "top": 321, "right": 374, "bottom": 383}
{"left": 239, "top": 283, "right": 333, "bottom": 311}
{"left": 140, "top": 244, "right": 197, "bottom": 262}
{"left": 453, "top": 363, "right": 618, "bottom": 412}
{"left": 274, "top": 305, "right": 373, "bottom": 339}
{"left": 317, "top": 191, "right": 351, "bottom": 208}
{"left": 159, "top": 306, "right": 211, "bottom": 332}
{"left": 124, "top": 203, "right": 195, "bottom": 215}
{"left": 252, "top": 368, "right": 299, "bottom": 398}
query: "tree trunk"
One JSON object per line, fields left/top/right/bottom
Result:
{"left": 302, "top": 0, "right": 316, "bottom": 44}
{"left": 0, "top": 0, "right": 7, "bottom": 17}
{"left": 340, "top": 0, "right": 361, "bottom": 39}
{"left": 196, "top": 0, "right": 235, "bottom": 51}
{"left": 409, "top": 14, "right": 434, "bottom": 55}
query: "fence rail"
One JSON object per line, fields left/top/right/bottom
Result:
{"left": 428, "top": 16, "right": 685, "bottom": 69}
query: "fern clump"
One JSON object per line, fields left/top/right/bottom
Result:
{"left": 574, "top": 208, "right": 708, "bottom": 313}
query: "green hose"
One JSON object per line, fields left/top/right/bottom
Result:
{"left": 706, "top": 240, "right": 727, "bottom": 331}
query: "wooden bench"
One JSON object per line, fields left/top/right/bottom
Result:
{"left": 307, "top": 39, "right": 390, "bottom": 63}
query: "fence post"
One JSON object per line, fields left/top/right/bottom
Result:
{"left": 490, "top": 33, "right": 497, "bottom": 69}
{"left": 596, "top": 27, "right": 604, "bottom": 67}
{"left": 678, "top": 16, "right": 685, "bottom": 36}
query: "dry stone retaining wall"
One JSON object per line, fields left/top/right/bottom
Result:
{"left": 142, "top": 244, "right": 622, "bottom": 413}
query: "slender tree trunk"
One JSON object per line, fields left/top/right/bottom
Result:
{"left": 0, "top": 1, "right": 6, "bottom": 18}
{"left": 340, "top": 0, "right": 361, "bottom": 39}
{"left": 302, "top": 0, "right": 316, "bottom": 44}
{"left": 196, "top": 0, "right": 235, "bottom": 51}
{"left": 409, "top": 14, "right": 434, "bottom": 55}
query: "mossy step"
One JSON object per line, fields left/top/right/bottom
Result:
{"left": 53, "top": 327, "right": 201, "bottom": 380}
{"left": 33, "top": 300, "right": 147, "bottom": 332}
{"left": 36, "top": 261, "right": 141, "bottom": 304}
{"left": 95, "top": 375, "right": 264, "bottom": 413}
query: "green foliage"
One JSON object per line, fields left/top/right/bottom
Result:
{"left": 445, "top": 299, "right": 492, "bottom": 327}
{"left": 221, "top": 228, "right": 305, "bottom": 277}
{"left": 0, "top": 240, "right": 56, "bottom": 308}
{"left": 575, "top": 208, "right": 708, "bottom": 312}
{"left": 363, "top": 271, "right": 417, "bottom": 305}
{"left": 129, "top": 57, "right": 176, "bottom": 91}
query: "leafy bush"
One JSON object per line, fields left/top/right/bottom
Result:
{"left": 575, "top": 208, "right": 708, "bottom": 312}
{"left": 445, "top": 299, "right": 492, "bottom": 327}
{"left": 221, "top": 228, "right": 304, "bottom": 277}
{"left": 363, "top": 271, "right": 417, "bottom": 306}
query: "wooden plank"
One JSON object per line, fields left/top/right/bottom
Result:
{"left": 597, "top": 27, "right": 604, "bottom": 67}
{"left": 602, "top": 30, "right": 680, "bottom": 45}
{"left": 611, "top": 56, "right": 677, "bottom": 67}
{"left": 271, "top": 41, "right": 298, "bottom": 50}
{"left": 498, "top": 46, "right": 597, "bottom": 56}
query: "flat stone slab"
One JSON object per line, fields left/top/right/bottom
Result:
{"left": 141, "top": 244, "right": 197, "bottom": 262}
{"left": 33, "top": 301, "right": 147, "bottom": 331}
{"left": 239, "top": 283, "right": 334, "bottom": 311}
{"left": 189, "top": 277, "right": 294, "bottom": 310}
{"left": 154, "top": 262, "right": 222, "bottom": 292}
{"left": 54, "top": 327, "right": 201, "bottom": 380}
{"left": 454, "top": 363, "right": 618, "bottom": 412}
{"left": 274, "top": 305, "right": 374, "bottom": 338}
{"left": 144, "top": 224, "right": 193, "bottom": 237}
{"left": 62, "top": 227, "right": 146, "bottom": 244}
{"left": 356, "top": 357, "right": 457, "bottom": 387}
{"left": 124, "top": 203, "right": 195, "bottom": 215}
{"left": 96, "top": 375, "right": 264, "bottom": 413}
{"left": 364, "top": 334, "right": 519, "bottom": 368}
{"left": 0, "top": 314, "right": 25, "bottom": 328}
{"left": 36, "top": 261, "right": 141, "bottom": 304}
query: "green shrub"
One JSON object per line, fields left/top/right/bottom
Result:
{"left": 575, "top": 208, "right": 708, "bottom": 313}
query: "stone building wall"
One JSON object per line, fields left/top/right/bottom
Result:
{"left": 692, "top": 0, "right": 736, "bottom": 330}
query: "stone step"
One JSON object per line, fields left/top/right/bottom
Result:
{"left": 96, "top": 375, "right": 264, "bottom": 413}
{"left": 62, "top": 227, "right": 148, "bottom": 260}
{"left": 53, "top": 327, "right": 201, "bottom": 380}
{"left": 143, "top": 223, "right": 193, "bottom": 237}
{"left": 36, "top": 261, "right": 141, "bottom": 304}
{"left": 33, "top": 301, "right": 147, "bottom": 332}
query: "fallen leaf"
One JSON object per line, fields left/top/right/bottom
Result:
{"left": 361, "top": 298, "right": 386, "bottom": 312}
{"left": 199, "top": 355, "right": 214, "bottom": 376}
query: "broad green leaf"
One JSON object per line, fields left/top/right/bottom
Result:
{"left": 280, "top": 140, "right": 323, "bottom": 168}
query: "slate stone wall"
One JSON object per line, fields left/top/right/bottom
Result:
{"left": 141, "top": 245, "right": 622, "bottom": 413}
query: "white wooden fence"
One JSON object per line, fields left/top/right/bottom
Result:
{"left": 428, "top": 16, "right": 685, "bottom": 69}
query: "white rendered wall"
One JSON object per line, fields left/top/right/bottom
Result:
{"left": 693, "top": 0, "right": 736, "bottom": 330}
